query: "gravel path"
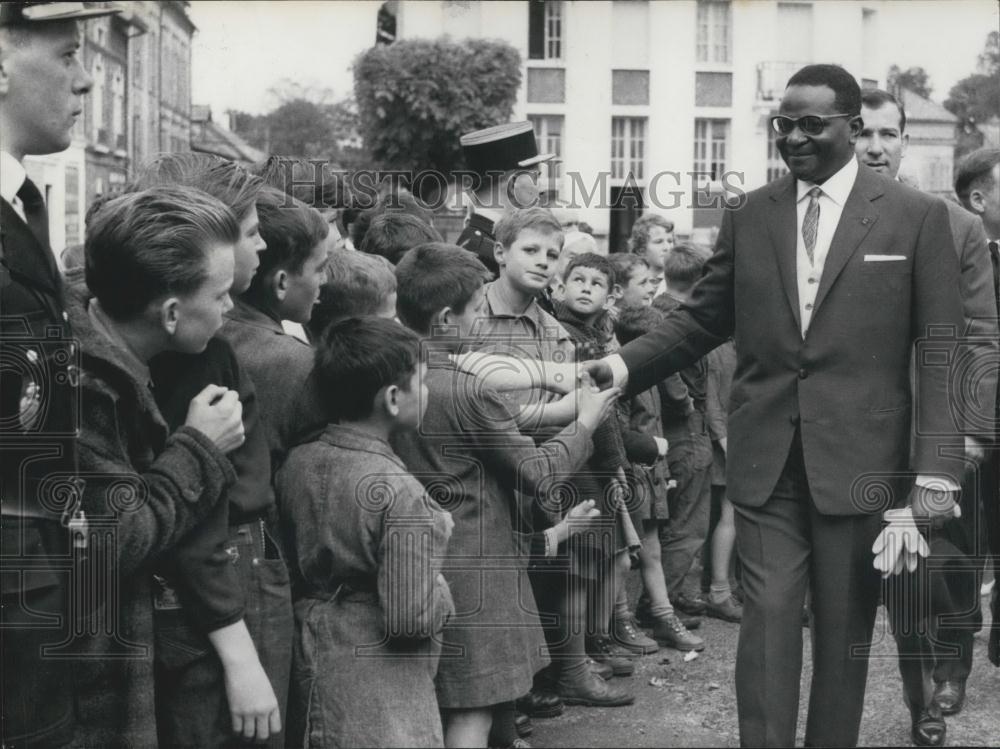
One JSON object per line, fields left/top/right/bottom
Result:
{"left": 528, "top": 597, "right": 999, "bottom": 747}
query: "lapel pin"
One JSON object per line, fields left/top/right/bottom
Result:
{"left": 861, "top": 217, "right": 871, "bottom": 225}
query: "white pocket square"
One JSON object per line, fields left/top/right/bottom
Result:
{"left": 864, "top": 254, "right": 907, "bottom": 262}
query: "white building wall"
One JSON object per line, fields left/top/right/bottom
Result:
{"left": 395, "top": 0, "right": 883, "bottom": 244}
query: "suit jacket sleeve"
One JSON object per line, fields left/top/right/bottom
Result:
{"left": 619, "top": 209, "right": 734, "bottom": 395}
{"left": 911, "top": 199, "right": 967, "bottom": 475}
{"left": 952, "top": 213, "right": 998, "bottom": 438}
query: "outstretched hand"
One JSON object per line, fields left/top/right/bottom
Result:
{"left": 579, "top": 359, "right": 616, "bottom": 391}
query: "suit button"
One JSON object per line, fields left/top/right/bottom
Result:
{"left": 798, "top": 369, "right": 808, "bottom": 379}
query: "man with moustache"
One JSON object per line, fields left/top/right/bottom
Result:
{"left": 855, "top": 90, "right": 998, "bottom": 744}
{"left": 585, "top": 64, "right": 965, "bottom": 747}
{"left": 0, "top": 3, "right": 120, "bottom": 745}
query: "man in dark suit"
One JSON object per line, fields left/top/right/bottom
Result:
{"left": 856, "top": 89, "right": 998, "bottom": 740}
{"left": 586, "top": 64, "right": 965, "bottom": 747}
{"left": 0, "top": 2, "right": 118, "bottom": 745}
{"left": 955, "top": 147, "right": 1000, "bottom": 671}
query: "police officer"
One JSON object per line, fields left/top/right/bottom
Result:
{"left": 458, "top": 121, "right": 555, "bottom": 280}
{"left": 1, "top": 3, "right": 119, "bottom": 745}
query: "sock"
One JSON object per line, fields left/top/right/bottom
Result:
{"left": 488, "top": 702, "right": 517, "bottom": 747}
{"left": 709, "top": 581, "right": 731, "bottom": 605}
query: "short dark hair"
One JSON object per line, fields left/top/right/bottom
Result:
{"left": 564, "top": 252, "right": 615, "bottom": 285}
{"left": 395, "top": 242, "right": 491, "bottom": 335}
{"left": 786, "top": 64, "right": 862, "bottom": 116}
{"left": 85, "top": 186, "right": 239, "bottom": 321}
{"left": 663, "top": 244, "right": 706, "bottom": 288}
{"left": 614, "top": 305, "right": 664, "bottom": 346}
{"left": 494, "top": 207, "right": 564, "bottom": 249}
{"left": 252, "top": 186, "right": 329, "bottom": 282}
{"left": 608, "top": 253, "right": 649, "bottom": 288}
{"left": 628, "top": 213, "right": 674, "bottom": 254}
{"left": 314, "top": 316, "right": 421, "bottom": 422}
{"left": 253, "top": 155, "right": 351, "bottom": 211}
{"left": 350, "top": 190, "right": 435, "bottom": 248}
{"left": 860, "top": 88, "right": 906, "bottom": 133}
{"left": 955, "top": 147, "right": 1000, "bottom": 199}
{"left": 132, "top": 153, "right": 263, "bottom": 222}
{"left": 308, "top": 251, "right": 398, "bottom": 339}
{"left": 360, "top": 212, "right": 442, "bottom": 265}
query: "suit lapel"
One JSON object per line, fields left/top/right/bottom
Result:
{"left": 813, "top": 167, "right": 882, "bottom": 313}
{"left": 1, "top": 198, "right": 60, "bottom": 296}
{"left": 766, "top": 176, "right": 801, "bottom": 333}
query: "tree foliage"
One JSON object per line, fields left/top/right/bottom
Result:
{"left": 228, "top": 79, "right": 370, "bottom": 170}
{"left": 353, "top": 38, "right": 522, "bottom": 178}
{"left": 944, "top": 31, "right": 1000, "bottom": 154}
{"left": 886, "top": 65, "right": 933, "bottom": 99}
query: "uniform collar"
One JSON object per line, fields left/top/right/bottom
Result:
{"left": 796, "top": 155, "right": 858, "bottom": 207}
{"left": 1, "top": 150, "right": 26, "bottom": 206}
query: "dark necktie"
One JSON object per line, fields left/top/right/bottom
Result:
{"left": 989, "top": 239, "right": 999, "bottom": 309}
{"left": 802, "top": 187, "right": 821, "bottom": 265}
{"left": 17, "top": 177, "right": 51, "bottom": 249}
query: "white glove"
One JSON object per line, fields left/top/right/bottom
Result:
{"left": 872, "top": 507, "right": 930, "bottom": 577}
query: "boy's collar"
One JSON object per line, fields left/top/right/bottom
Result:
{"left": 486, "top": 276, "right": 537, "bottom": 316}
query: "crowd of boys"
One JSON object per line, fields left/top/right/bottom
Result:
{"left": 3, "top": 5, "right": 998, "bottom": 749}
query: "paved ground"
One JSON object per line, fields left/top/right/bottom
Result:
{"left": 528, "top": 595, "right": 1000, "bottom": 747}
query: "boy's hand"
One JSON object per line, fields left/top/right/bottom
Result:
{"left": 225, "top": 658, "right": 281, "bottom": 742}
{"left": 576, "top": 373, "right": 620, "bottom": 430}
{"left": 553, "top": 499, "right": 602, "bottom": 545}
{"left": 185, "top": 385, "right": 245, "bottom": 453}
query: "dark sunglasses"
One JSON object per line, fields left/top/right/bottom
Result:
{"left": 770, "top": 113, "right": 855, "bottom": 136}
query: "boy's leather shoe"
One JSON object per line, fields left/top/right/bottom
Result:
{"left": 515, "top": 690, "right": 564, "bottom": 718}
{"left": 612, "top": 616, "right": 659, "bottom": 655}
{"left": 932, "top": 679, "right": 965, "bottom": 716}
{"left": 652, "top": 613, "right": 705, "bottom": 652}
{"left": 555, "top": 671, "right": 635, "bottom": 707}
{"left": 586, "top": 636, "right": 636, "bottom": 677}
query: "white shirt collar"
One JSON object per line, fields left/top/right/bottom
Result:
{"left": 796, "top": 156, "right": 858, "bottom": 207}
{"left": 1, "top": 150, "right": 27, "bottom": 206}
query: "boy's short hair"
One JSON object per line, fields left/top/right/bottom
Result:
{"left": 564, "top": 252, "right": 615, "bottom": 285}
{"left": 132, "top": 153, "right": 263, "bottom": 222}
{"left": 253, "top": 186, "right": 329, "bottom": 281}
{"left": 608, "top": 253, "right": 649, "bottom": 288}
{"left": 614, "top": 304, "right": 665, "bottom": 346}
{"left": 359, "top": 212, "right": 442, "bottom": 265}
{"left": 314, "top": 316, "right": 421, "bottom": 422}
{"left": 395, "top": 242, "right": 491, "bottom": 335}
{"left": 627, "top": 213, "right": 674, "bottom": 254}
{"left": 308, "top": 251, "right": 398, "bottom": 339}
{"left": 253, "top": 155, "right": 351, "bottom": 211}
{"left": 663, "top": 243, "right": 706, "bottom": 288}
{"left": 85, "top": 186, "right": 239, "bottom": 322}
{"left": 494, "top": 207, "right": 564, "bottom": 249}
{"left": 350, "top": 190, "right": 435, "bottom": 248}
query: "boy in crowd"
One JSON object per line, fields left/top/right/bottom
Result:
{"left": 128, "top": 154, "right": 291, "bottom": 747}
{"left": 479, "top": 209, "right": 635, "bottom": 709}
{"left": 307, "top": 250, "right": 398, "bottom": 339}
{"left": 628, "top": 214, "right": 675, "bottom": 296}
{"left": 278, "top": 318, "right": 455, "bottom": 748}
{"left": 392, "top": 242, "right": 622, "bottom": 745}
{"left": 650, "top": 245, "right": 716, "bottom": 618}
{"left": 608, "top": 253, "right": 655, "bottom": 312}
{"left": 360, "top": 210, "right": 443, "bottom": 265}
{"left": 552, "top": 253, "right": 642, "bottom": 676}
{"left": 220, "top": 186, "right": 332, "bottom": 464}
{"left": 615, "top": 306, "right": 705, "bottom": 652}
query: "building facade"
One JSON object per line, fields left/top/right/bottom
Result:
{"left": 24, "top": 0, "right": 195, "bottom": 264}
{"left": 395, "top": 0, "right": 888, "bottom": 249}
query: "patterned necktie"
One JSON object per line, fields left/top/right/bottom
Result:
{"left": 17, "top": 176, "right": 51, "bottom": 249}
{"left": 802, "top": 186, "right": 822, "bottom": 265}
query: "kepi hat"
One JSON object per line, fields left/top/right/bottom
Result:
{"left": 460, "top": 121, "right": 556, "bottom": 176}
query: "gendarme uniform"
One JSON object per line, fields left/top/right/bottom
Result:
{"left": 457, "top": 121, "right": 555, "bottom": 278}
{"left": 0, "top": 3, "right": 121, "bottom": 746}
